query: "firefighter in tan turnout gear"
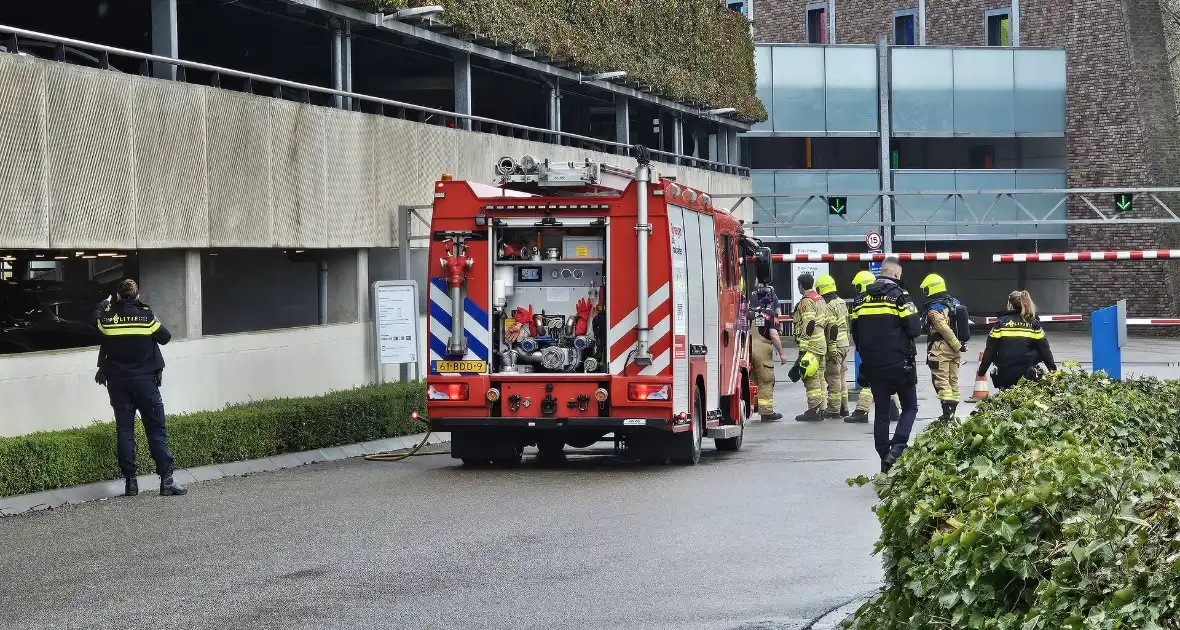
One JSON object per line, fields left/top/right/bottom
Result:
{"left": 920, "top": 274, "right": 969, "bottom": 421}
{"left": 791, "top": 273, "right": 830, "bottom": 422}
{"left": 845, "top": 270, "right": 900, "bottom": 424}
{"left": 816, "top": 274, "right": 850, "bottom": 419}
{"left": 750, "top": 286, "right": 789, "bottom": 421}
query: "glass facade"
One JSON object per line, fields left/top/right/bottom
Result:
{"left": 746, "top": 43, "right": 1067, "bottom": 242}
{"left": 891, "top": 47, "right": 1066, "bottom": 136}
{"left": 751, "top": 45, "right": 879, "bottom": 135}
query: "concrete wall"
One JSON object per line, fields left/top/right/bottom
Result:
{"left": 0, "top": 53, "right": 751, "bottom": 251}
{"left": 0, "top": 323, "right": 364, "bottom": 437}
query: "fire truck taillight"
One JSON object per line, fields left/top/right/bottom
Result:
{"left": 486, "top": 388, "right": 501, "bottom": 402}
{"left": 627, "top": 384, "right": 670, "bottom": 401}
{"left": 428, "top": 384, "right": 469, "bottom": 401}
{"left": 593, "top": 388, "right": 609, "bottom": 402}
{"left": 441, "top": 173, "right": 453, "bottom": 181}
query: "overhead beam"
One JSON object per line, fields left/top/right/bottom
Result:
{"left": 275, "top": 0, "right": 751, "bottom": 130}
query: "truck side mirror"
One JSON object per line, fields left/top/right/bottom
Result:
{"left": 754, "top": 247, "right": 773, "bottom": 286}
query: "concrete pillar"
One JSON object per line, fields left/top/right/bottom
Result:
{"left": 717, "top": 127, "right": 730, "bottom": 165}
{"left": 728, "top": 130, "right": 740, "bottom": 167}
{"left": 454, "top": 51, "right": 472, "bottom": 131}
{"left": 331, "top": 19, "right": 345, "bottom": 109}
{"left": 326, "top": 249, "right": 368, "bottom": 325}
{"left": 615, "top": 95, "right": 630, "bottom": 154}
{"left": 343, "top": 21, "right": 353, "bottom": 110}
{"left": 877, "top": 35, "right": 894, "bottom": 253}
{"left": 547, "top": 81, "right": 562, "bottom": 142}
{"left": 672, "top": 115, "right": 684, "bottom": 165}
{"left": 150, "top": 0, "right": 178, "bottom": 80}
{"left": 138, "top": 249, "right": 202, "bottom": 340}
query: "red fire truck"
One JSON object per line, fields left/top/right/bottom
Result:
{"left": 425, "top": 149, "right": 772, "bottom": 466}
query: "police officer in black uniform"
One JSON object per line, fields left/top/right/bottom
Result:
{"left": 94, "top": 279, "right": 187, "bottom": 497}
{"left": 850, "top": 257, "right": 922, "bottom": 473}
{"left": 977, "top": 290, "right": 1058, "bottom": 390}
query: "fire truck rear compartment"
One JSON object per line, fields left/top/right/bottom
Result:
{"left": 491, "top": 222, "right": 607, "bottom": 376}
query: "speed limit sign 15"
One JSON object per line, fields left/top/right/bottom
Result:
{"left": 865, "top": 232, "right": 883, "bottom": 250}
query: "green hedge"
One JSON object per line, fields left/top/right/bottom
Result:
{"left": 0, "top": 382, "right": 427, "bottom": 498}
{"left": 850, "top": 370, "right": 1180, "bottom": 629}
{"left": 343, "top": 0, "right": 766, "bottom": 121}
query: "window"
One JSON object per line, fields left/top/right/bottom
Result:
{"left": 806, "top": 3, "right": 827, "bottom": 44}
{"left": 721, "top": 235, "right": 735, "bottom": 288}
{"left": 893, "top": 10, "right": 916, "bottom": 45}
{"left": 724, "top": 0, "right": 746, "bottom": 17}
{"left": 986, "top": 8, "right": 1012, "bottom": 46}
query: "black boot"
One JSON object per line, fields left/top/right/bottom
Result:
{"left": 160, "top": 477, "right": 188, "bottom": 496}
{"left": 795, "top": 408, "right": 823, "bottom": 422}
{"left": 936, "top": 401, "right": 958, "bottom": 422}
{"left": 844, "top": 410, "right": 869, "bottom": 424}
{"left": 760, "top": 410, "right": 783, "bottom": 422}
{"left": 881, "top": 444, "right": 907, "bottom": 473}
{"left": 124, "top": 477, "right": 139, "bottom": 497}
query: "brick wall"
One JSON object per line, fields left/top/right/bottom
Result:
{"left": 754, "top": 0, "right": 1180, "bottom": 320}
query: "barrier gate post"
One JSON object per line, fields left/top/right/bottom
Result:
{"left": 1091, "top": 299, "right": 1127, "bottom": 379}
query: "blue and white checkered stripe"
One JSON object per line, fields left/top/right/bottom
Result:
{"left": 428, "top": 277, "right": 491, "bottom": 375}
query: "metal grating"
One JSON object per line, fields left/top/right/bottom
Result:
{"left": 324, "top": 108, "right": 379, "bottom": 247}
{"left": 205, "top": 89, "right": 272, "bottom": 247}
{"left": 132, "top": 76, "right": 209, "bottom": 247}
{"left": 44, "top": 63, "right": 134, "bottom": 249}
{"left": 270, "top": 99, "right": 326, "bottom": 248}
{"left": 0, "top": 53, "right": 49, "bottom": 248}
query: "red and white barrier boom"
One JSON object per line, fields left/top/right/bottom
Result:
{"left": 1126, "top": 318, "right": 1180, "bottom": 326}
{"left": 982, "top": 315, "right": 1083, "bottom": 324}
{"left": 769, "top": 252, "right": 970, "bottom": 263}
{"left": 993, "top": 250, "right": 1180, "bottom": 263}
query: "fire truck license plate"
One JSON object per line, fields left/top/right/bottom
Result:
{"left": 433, "top": 360, "right": 487, "bottom": 373}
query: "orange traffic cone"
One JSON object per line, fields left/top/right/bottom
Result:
{"left": 970, "top": 374, "right": 990, "bottom": 401}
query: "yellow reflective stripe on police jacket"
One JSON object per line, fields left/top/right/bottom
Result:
{"left": 97, "top": 320, "right": 161, "bottom": 336}
{"left": 851, "top": 302, "right": 917, "bottom": 319}
{"left": 989, "top": 327, "right": 1045, "bottom": 340}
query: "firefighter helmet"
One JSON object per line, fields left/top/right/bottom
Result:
{"left": 920, "top": 274, "right": 948, "bottom": 297}
{"left": 815, "top": 274, "right": 837, "bottom": 296}
{"left": 852, "top": 270, "right": 876, "bottom": 293}
{"left": 788, "top": 351, "right": 821, "bottom": 382}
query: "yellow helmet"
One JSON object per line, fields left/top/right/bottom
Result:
{"left": 799, "top": 352, "right": 820, "bottom": 379}
{"left": 852, "top": 270, "right": 876, "bottom": 293}
{"left": 920, "top": 274, "right": 947, "bottom": 297}
{"left": 815, "top": 274, "right": 837, "bottom": 295}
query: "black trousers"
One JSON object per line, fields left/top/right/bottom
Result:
{"left": 869, "top": 370, "right": 919, "bottom": 458}
{"left": 107, "top": 374, "right": 174, "bottom": 479}
{"left": 992, "top": 365, "right": 1039, "bottom": 390}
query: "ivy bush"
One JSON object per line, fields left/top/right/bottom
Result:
{"left": 0, "top": 382, "right": 426, "bottom": 498}
{"left": 850, "top": 370, "right": 1180, "bottom": 629}
{"left": 341, "top": 0, "right": 766, "bottom": 121}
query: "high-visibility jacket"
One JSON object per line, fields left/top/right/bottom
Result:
{"left": 793, "top": 291, "right": 829, "bottom": 356}
{"left": 850, "top": 278, "right": 921, "bottom": 371}
{"left": 821, "top": 292, "right": 850, "bottom": 351}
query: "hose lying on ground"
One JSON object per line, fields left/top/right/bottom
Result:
{"left": 363, "top": 413, "right": 451, "bottom": 461}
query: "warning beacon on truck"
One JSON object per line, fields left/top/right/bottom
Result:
{"left": 425, "top": 147, "right": 773, "bottom": 466}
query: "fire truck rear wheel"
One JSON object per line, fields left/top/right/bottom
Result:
{"left": 715, "top": 392, "right": 747, "bottom": 452}
{"left": 671, "top": 388, "right": 704, "bottom": 466}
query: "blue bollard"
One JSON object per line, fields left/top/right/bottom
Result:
{"left": 1091, "top": 304, "right": 1122, "bottom": 380}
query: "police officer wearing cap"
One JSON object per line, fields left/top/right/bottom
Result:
{"left": 94, "top": 279, "right": 187, "bottom": 498}
{"left": 845, "top": 270, "right": 900, "bottom": 424}
{"left": 850, "top": 257, "right": 922, "bottom": 472}
{"left": 750, "top": 285, "right": 789, "bottom": 421}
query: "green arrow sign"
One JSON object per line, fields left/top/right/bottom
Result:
{"left": 1115, "top": 193, "right": 1134, "bottom": 212}
{"left": 828, "top": 196, "right": 848, "bottom": 216}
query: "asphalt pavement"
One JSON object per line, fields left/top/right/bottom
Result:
{"left": 2, "top": 332, "right": 1176, "bottom": 630}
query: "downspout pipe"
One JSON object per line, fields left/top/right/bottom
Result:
{"left": 634, "top": 145, "right": 653, "bottom": 366}
{"left": 318, "top": 259, "right": 328, "bottom": 325}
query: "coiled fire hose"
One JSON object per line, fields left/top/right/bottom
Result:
{"left": 363, "top": 413, "right": 450, "bottom": 462}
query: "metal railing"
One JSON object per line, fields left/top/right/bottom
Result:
{"left": 712, "top": 188, "right": 1180, "bottom": 227}
{"left": 0, "top": 23, "right": 747, "bottom": 176}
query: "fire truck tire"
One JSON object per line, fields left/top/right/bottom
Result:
{"left": 715, "top": 392, "right": 748, "bottom": 452}
{"left": 671, "top": 388, "right": 704, "bottom": 465}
